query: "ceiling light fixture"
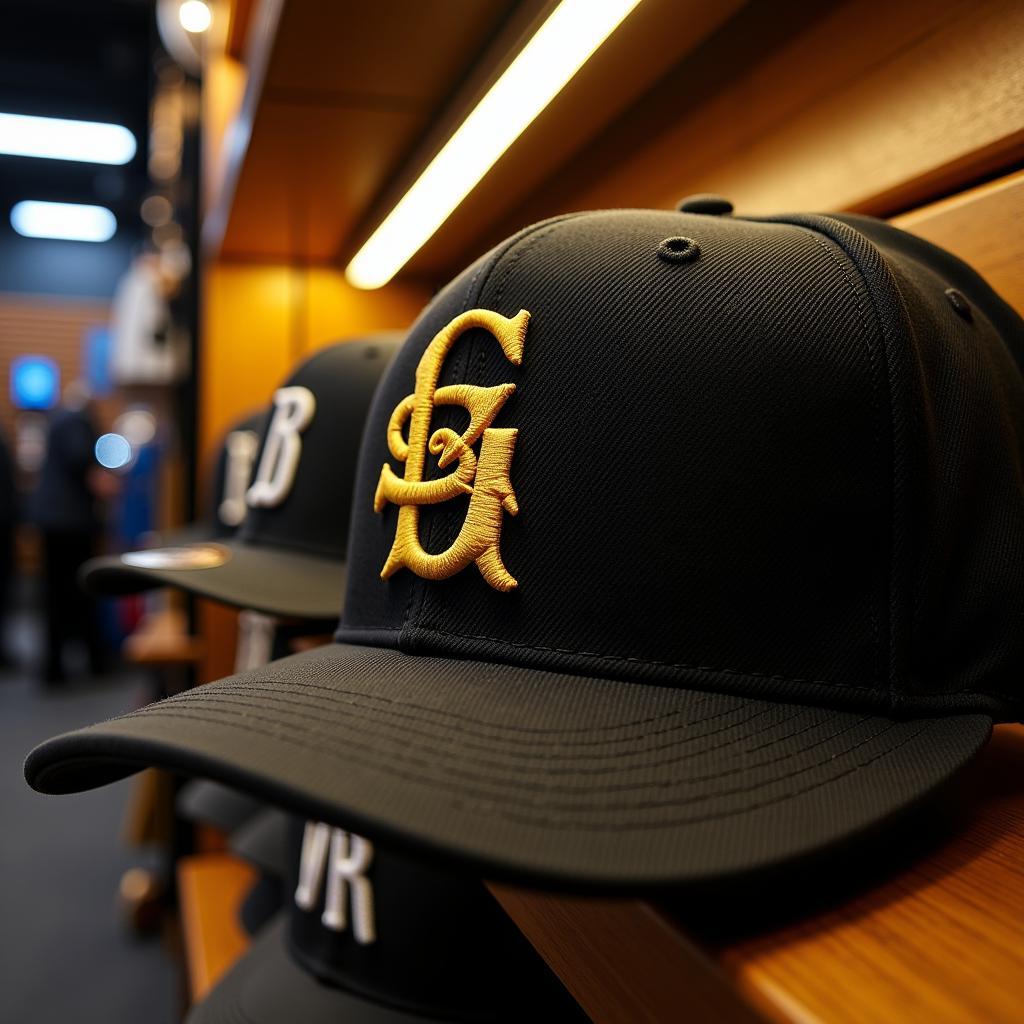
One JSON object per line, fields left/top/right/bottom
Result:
{"left": 345, "top": 0, "right": 642, "bottom": 290}
{"left": 11, "top": 201, "right": 117, "bottom": 243}
{"left": 0, "top": 113, "right": 137, "bottom": 165}
{"left": 178, "top": 0, "right": 212, "bottom": 33}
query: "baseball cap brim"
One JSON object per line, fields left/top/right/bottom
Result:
{"left": 187, "top": 916, "right": 424, "bottom": 1024}
{"left": 25, "top": 643, "right": 991, "bottom": 888}
{"left": 80, "top": 541, "right": 344, "bottom": 621}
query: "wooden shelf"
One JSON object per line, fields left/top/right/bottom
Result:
{"left": 177, "top": 853, "right": 256, "bottom": 1004}
{"left": 492, "top": 724, "right": 1024, "bottom": 1024}
{"left": 122, "top": 608, "right": 205, "bottom": 667}
{"left": 204, "top": 0, "right": 519, "bottom": 261}
{"left": 202, "top": 0, "right": 747, "bottom": 270}
{"left": 892, "top": 167, "right": 1024, "bottom": 312}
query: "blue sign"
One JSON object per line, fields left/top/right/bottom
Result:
{"left": 11, "top": 355, "right": 59, "bottom": 409}
{"left": 83, "top": 325, "right": 113, "bottom": 397}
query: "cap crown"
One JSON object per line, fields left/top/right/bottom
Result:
{"left": 286, "top": 819, "right": 581, "bottom": 1019}
{"left": 339, "top": 211, "right": 1024, "bottom": 718}
{"left": 205, "top": 409, "right": 266, "bottom": 536}
{"left": 241, "top": 335, "right": 402, "bottom": 559}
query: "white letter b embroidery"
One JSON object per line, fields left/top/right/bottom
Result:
{"left": 247, "top": 385, "right": 316, "bottom": 508}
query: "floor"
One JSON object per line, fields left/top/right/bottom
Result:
{"left": 0, "top": 600, "right": 178, "bottom": 1024}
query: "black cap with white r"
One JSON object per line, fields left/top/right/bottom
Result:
{"left": 189, "top": 817, "right": 584, "bottom": 1022}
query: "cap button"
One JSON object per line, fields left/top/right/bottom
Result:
{"left": 676, "top": 194, "right": 734, "bottom": 216}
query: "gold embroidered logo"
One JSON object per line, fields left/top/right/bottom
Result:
{"left": 374, "top": 308, "right": 529, "bottom": 592}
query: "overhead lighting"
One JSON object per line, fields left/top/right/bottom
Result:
{"left": 11, "top": 201, "right": 117, "bottom": 243}
{"left": 346, "top": 0, "right": 642, "bottom": 289}
{"left": 178, "top": 0, "right": 212, "bottom": 33}
{"left": 0, "top": 113, "right": 136, "bottom": 165}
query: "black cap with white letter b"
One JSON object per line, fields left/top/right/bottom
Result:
{"left": 148, "top": 407, "right": 266, "bottom": 550}
{"left": 80, "top": 334, "right": 403, "bottom": 621}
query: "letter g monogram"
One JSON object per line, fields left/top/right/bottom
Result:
{"left": 374, "top": 308, "right": 529, "bottom": 591}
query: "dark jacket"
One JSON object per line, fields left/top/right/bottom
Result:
{"left": 32, "top": 407, "right": 97, "bottom": 533}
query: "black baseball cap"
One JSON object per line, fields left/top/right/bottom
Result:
{"left": 230, "top": 807, "right": 290, "bottom": 877}
{"left": 189, "top": 818, "right": 584, "bottom": 1022}
{"left": 156, "top": 408, "right": 266, "bottom": 548}
{"left": 231, "top": 809, "right": 291, "bottom": 937}
{"left": 177, "top": 779, "right": 264, "bottom": 834}
{"left": 237, "top": 875, "right": 284, "bottom": 939}
{"left": 80, "top": 335, "right": 403, "bottom": 621}
{"left": 27, "top": 208, "right": 1024, "bottom": 887}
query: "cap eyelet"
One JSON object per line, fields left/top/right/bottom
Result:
{"left": 945, "top": 288, "right": 973, "bottom": 321}
{"left": 657, "top": 236, "right": 700, "bottom": 264}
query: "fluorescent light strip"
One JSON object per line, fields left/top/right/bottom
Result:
{"left": 346, "top": 0, "right": 642, "bottom": 289}
{"left": 11, "top": 201, "right": 117, "bottom": 243}
{"left": 0, "top": 113, "right": 136, "bottom": 165}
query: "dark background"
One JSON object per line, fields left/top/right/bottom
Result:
{"left": 0, "top": 0, "right": 152, "bottom": 297}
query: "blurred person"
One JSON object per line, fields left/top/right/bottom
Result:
{"left": 30, "top": 382, "right": 116, "bottom": 684}
{"left": 0, "top": 426, "right": 16, "bottom": 667}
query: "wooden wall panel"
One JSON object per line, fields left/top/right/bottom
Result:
{"left": 199, "top": 263, "right": 429, "bottom": 468}
{"left": 892, "top": 168, "right": 1024, "bottom": 316}
{"left": 197, "top": 262, "right": 430, "bottom": 683}
{"left": 491, "top": 0, "right": 1024, "bottom": 262}
{"left": 0, "top": 293, "right": 108, "bottom": 439}
{"left": 196, "top": 263, "right": 294, "bottom": 688}
{"left": 200, "top": 262, "right": 293, "bottom": 461}
{"left": 226, "top": 0, "right": 257, "bottom": 60}
{"left": 202, "top": 53, "right": 247, "bottom": 217}
{"left": 302, "top": 268, "right": 428, "bottom": 354}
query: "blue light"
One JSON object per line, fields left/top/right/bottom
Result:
{"left": 95, "top": 433, "right": 132, "bottom": 469}
{"left": 11, "top": 355, "right": 59, "bottom": 409}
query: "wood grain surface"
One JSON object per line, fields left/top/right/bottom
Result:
{"left": 718, "top": 724, "right": 1024, "bottom": 1024}
{"left": 489, "top": 885, "right": 766, "bottom": 1024}
{"left": 494, "top": 0, "right": 1024, "bottom": 258}
{"left": 492, "top": 726, "right": 1024, "bottom": 1024}
{"left": 121, "top": 608, "right": 204, "bottom": 667}
{"left": 892, "top": 168, "right": 1024, "bottom": 316}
